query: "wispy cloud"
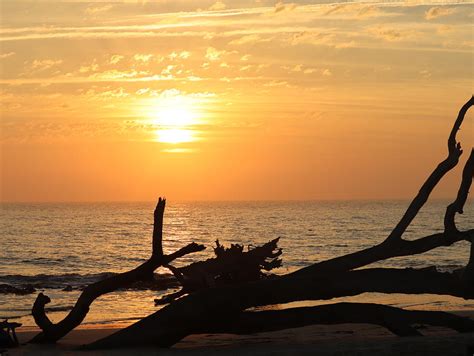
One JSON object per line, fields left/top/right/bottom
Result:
{"left": 84, "top": 4, "right": 114, "bottom": 16}
{"left": 30, "top": 59, "right": 63, "bottom": 71}
{"left": 323, "top": 3, "right": 387, "bottom": 19}
{"left": 274, "top": 2, "right": 297, "bottom": 14}
{"left": 367, "top": 26, "right": 416, "bottom": 42}
{"left": 109, "top": 54, "right": 124, "bottom": 65}
{"left": 425, "top": 6, "right": 457, "bottom": 20}
{"left": 133, "top": 54, "right": 153, "bottom": 62}
{"left": 0, "top": 52, "right": 15, "bottom": 59}
{"left": 209, "top": 1, "right": 226, "bottom": 11}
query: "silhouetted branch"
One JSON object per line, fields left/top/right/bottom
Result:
{"left": 291, "top": 229, "right": 473, "bottom": 279}
{"left": 289, "top": 98, "right": 474, "bottom": 278}
{"left": 29, "top": 198, "right": 205, "bottom": 344}
{"left": 385, "top": 96, "right": 473, "bottom": 243}
{"left": 200, "top": 303, "right": 474, "bottom": 337}
{"left": 31, "top": 293, "right": 53, "bottom": 331}
{"left": 445, "top": 149, "right": 474, "bottom": 236}
{"left": 152, "top": 197, "right": 165, "bottom": 258}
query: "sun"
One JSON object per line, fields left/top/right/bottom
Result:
{"left": 152, "top": 103, "right": 200, "bottom": 144}
{"left": 155, "top": 107, "right": 196, "bottom": 127}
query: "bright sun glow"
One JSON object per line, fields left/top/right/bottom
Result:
{"left": 155, "top": 107, "right": 196, "bottom": 127}
{"left": 151, "top": 100, "right": 200, "bottom": 144}
{"left": 156, "top": 129, "right": 194, "bottom": 144}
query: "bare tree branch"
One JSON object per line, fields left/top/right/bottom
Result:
{"left": 445, "top": 149, "right": 474, "bottom": 236}
{"left": 385, "top": 96, "right": 473, "bottom": 243}
{"left": 29, "top": 197, "right": 205, "bottom": 344}
{"left": 152, "top": 197, "right": 165, "bottom": 258}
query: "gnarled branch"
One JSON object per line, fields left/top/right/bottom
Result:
{"left": 385, "top": 96, "right": 473, "bottom": 243}
{"left": 29, "top": 198, "right": 205, "bottom": 344}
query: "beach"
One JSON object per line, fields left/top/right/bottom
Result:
{"left": 2, "top": 201, "right": 474, "bottom": 354}
{"left": 10, "top": 311, "right": 474, "bottom": 355}
{"left": 2, "top": 201, "right": 473, "bottom": 329}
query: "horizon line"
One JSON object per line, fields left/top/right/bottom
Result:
{"left": 1, "top": 197, "right": 469, "bottom": 204}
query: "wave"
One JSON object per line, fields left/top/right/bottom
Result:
{"left": 0, "top": 272, "right": 179, "bottom": 294}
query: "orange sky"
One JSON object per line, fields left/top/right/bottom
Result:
{"left": 0, "top": 1, "right": 473, "bottom": 202}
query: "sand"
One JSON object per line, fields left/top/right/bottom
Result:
{"left": 6, "top": 312, "right": 474, "bottom": 355}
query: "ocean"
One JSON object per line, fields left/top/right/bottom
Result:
{"left": 1, "top": 200, "right": 472, "bottom": 329}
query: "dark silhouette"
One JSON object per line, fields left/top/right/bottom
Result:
{"left": 0, "top": 320, "right": 21, "bottom": 348}
{"left": 27, "top": 97, "right": 473, "bottom": 349}
{"left": 156, "top": 238, "right": 281, "bottom": 305}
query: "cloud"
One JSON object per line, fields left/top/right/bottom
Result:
{"left": 324, "top": 4, "right": 384, "bottom": 19}
{"left": 133, "top": 54, "right": 153, "bottom": 62}
{"left": 437, "top": 25, "right": 453, "bottom": 34}
{"left": 229, "top": 34, "right": 259, "bottom": 45}
{"left": 87, "top": 87, "right": 129, "bottom": 99}
{"left": 367, "top": 26, "right": 415, "bottom": 42}
{"left": 168, "top": 51, "right": 191, "bottom": 60}
{"left": 84, "top": 4, "right": 114, "bottom": 16}
{"left": 31, "top": 59, "right": 63, "bottom": 71}
{"left": 79, "top": 61, "right": 99, "bottom": 73}
{"left": 205, "top": 47, "right": 228, "bottom": 61}
{"left": 209, "top": 1, "right": 226, "bottom": 11}
{"left": 90, "top": 69, "right": 149, "bottom": 80}
{"left": 264, "top": 80, "right": 289, "bottom": 87}
{"left": 229, "top": 34, "right": 267, "bottom": 46}
{"left": 161, "top": 65, "right": 175, "bottom": 75}
{"left": 322, "top": 69, "right": 332, "bottom": 77}
{"left": 289, "top": 31, "right": 334, "bottom": 46}
{"left": 136, "top": 88, "right": 150, "bottom": 95}
{"left": 274, "top": 2, "right": 297, "bottom": 14}
{"left": 0, "top": 52, "right": 15, "bottom": 59}
{"left": 109, "top": 54, "right": 124, "bottom": 65}
{"left": 425, "top": 7, "right": 457, "bottom": 20}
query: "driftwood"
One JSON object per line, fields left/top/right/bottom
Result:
{"left": 155, "top": 238, "right": 282, "bottom": 304}
{"left": 30, "top": 198, "right": 206, "bottom": 343}
{"left": 29, "top": 97, "right": 473, "bottom": 349}
{"left": 199, "top": 303, "right": 474, "bottom": 337}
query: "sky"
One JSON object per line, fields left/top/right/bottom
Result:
{"left": 0, "top": 0, "right": 473, "bottom": 202}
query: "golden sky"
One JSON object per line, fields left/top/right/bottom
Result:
{"left": 0, "top": 0, "right": 473, "bottom": 202}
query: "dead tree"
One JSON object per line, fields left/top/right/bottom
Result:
{"left": 155, "top": 238, "right": 282, "bottom": 305}
{"left": 30, "top": 97, "right": 473, "bottom": 349}
{"left": 29, "top": 198, "right": 206, "bottom": 343}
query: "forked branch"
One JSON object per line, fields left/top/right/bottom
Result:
{"left": 30, "top": 198, "right": 205, "bottom": 344}
{"left": 385, "top": 96, "right": 473, "bottom": 243}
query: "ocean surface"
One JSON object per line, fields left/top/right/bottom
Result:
{"left": 1, "top": 200, "right": 473, "bottom": 329}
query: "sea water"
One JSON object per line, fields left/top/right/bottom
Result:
{"left": 1, "top": 200, "right": 472, "bottom": 329}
